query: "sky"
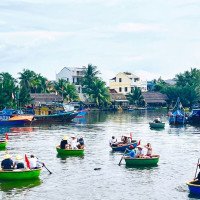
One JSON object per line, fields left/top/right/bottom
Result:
{"left": 0, "top": 0, "right": 200, "bottom": 84}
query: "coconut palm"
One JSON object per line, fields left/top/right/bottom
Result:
{"left": 128, "top": 87, "right": 144, "bottom": 107}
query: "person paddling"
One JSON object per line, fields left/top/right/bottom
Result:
{"left": 125, "top": 145, "right": 135, "bottom": 158}
{"left": 1, "top": 154, "right": 13, "bottom": 170}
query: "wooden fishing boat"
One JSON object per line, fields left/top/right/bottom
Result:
{"left": 56, "top": 145, "right": 84, "bottom": 155}
{"left": 187, "top": 180, "right": 200, "bottom": 194}
{"left": 76, "top": 109, "right": 89, "bottom": 118}
{"left": 111, "top": 141, "right": 138, "bottom": 151}
{"left": 0, "top": 168, "right": 41, "bottom": 180}
{"left": 124, "top": 155, "right": 160, "bottom": 166}
{"left": 149, "top": 122, "right": 165, "bottom": 128}
{"left": 0, "top": 140, "right": 7, "bottom": 149}
{"left": 33, "top": 111, "right": 78, "bottom": 123}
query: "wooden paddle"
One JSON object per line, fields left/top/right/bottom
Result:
{"left": 119, "top": 148, "right": 128, "bottom": 166}
{"left": 42, "top": 163, "right": 52, "bottom": 174}
{"left": 36, "top": 157, "right": 52, "bottom": 174}
{"left": 194, "top": 158, "right": 199, "bottom": 180}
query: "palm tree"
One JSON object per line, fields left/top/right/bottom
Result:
{"left": 81, "top": 64, "right": 100, "bottom": 93}
{"left": 128, "top": 87, "right": 144, "bottom": 107}
{"left": 88, "top": 79, "right": 110, "bottom": 107}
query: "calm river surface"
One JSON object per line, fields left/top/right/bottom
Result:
{"left": 0, "top": 110, "right": 200, "bottom": 200}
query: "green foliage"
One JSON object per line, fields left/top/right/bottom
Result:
{"left": 0, "top": 72, "right": 18, "bottom": 109}
{"left": 153, "top": 77, "right": 166, "bottom": 91}
{"left": 81, "top": 64, "right": 110, "bottom": 106}
{"left": 53, "top": 79, "right": 79, "bottom": 102}
{"left": 128, "top": 87, "right": 144, "bottom": 106}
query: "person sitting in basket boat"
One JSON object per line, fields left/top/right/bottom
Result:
{"left": 1, "top": 154, "right": 13, "bottom": 170}
{"left": 13, "top": 155, "right": 25, "bottom": 169}
{"left": 77, "top": 136, "right": 85, "bottom": 149}
{"left": 60, "top": 136, "right": 69, "bottom": 149}
{"left": 125, "top": 145, "right": 135, "bottom": 158}
{"left": 69, "top": 135, "right": 78, "bottom": 149}
{"left": 154, "top": 118, "right": 162, "bottom": 123}
{"left": 109, "top": 136, "right": 118, "bottom": 147}
{"left": 135, "top": 145, "right": 145, "bottom": 158}
{"left": 144, "top": 143, "right": 152, "bottom": 158}
{"left": 29, "top": 154, "right": 42, "bottom": 169}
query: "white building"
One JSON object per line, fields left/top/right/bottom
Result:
{"left": 56, "top": 66, "right": 86, "bottom": 93}
{"left": 56, "top": 67, "right": 86, "bottom": 84}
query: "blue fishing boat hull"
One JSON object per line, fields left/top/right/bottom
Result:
{"left": 112, "top": 142, "right": 138, "bottom": 151}
{"left": 0, "top": 120, "right": 26, "bottom": 126}
{"left": 187, "top": 181, "right": 200, "bottom": 194}
{"left": 76, "top": 109, "right": 88, "bottom": 118}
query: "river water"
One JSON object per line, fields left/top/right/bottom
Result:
{"left": 0, "top": 110, "right": 200, "bottom": 200}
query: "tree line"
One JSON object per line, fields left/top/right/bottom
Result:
{"left": 0, "top": 66, "right": 199, "bottom": 109}
{"left": 0, "top": 64, "right": 110, "bottom": 109}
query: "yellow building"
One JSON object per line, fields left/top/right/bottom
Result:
{"left": 109, "top": 72, "right": 147, "bottom": 94}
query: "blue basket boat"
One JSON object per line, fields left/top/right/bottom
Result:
{"left": 187, "top": 180, "right": 200, "bottom": 194}
{"left": 111, "top": 141, "right": 138, "bottom": 151}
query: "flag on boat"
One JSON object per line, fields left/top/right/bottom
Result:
{"left": 5, "top": 133, "right": 9, "bottom": 140}
{"left": 130, "top": 132, "right": 132, "bottom": 140}
{"left": 137, "top": 140, "right": 141, "bottom": 146}
{"left": 25, "top": 154, "right": 30, "bottom": 169}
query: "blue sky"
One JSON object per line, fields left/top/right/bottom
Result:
{"left": 0, "top": 0, "right": 200, "bottom": 84}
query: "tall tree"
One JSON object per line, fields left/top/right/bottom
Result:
{"left": 128, "top": 87, "right": 144, "bottom": 106}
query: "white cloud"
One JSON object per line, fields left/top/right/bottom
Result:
{"left": 117, "top": 23, "right": 157, "bottom": 32}
{"left": 121, "top": 56, "right": 144, "bottom": 62}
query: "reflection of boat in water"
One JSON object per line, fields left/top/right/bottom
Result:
{"left": 9, "top": 127, "right": 35, "bottom": 133}
{"left": 0, "top": 178, "right": 41, "bottom": 192}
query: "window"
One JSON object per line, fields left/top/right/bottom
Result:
{"left": 125, "top": 87, "right": 127, "bottom": 92}
{"left": 119, "top": 78, "right": 122, "bottom": 82}
{"left": 67, "top": 78, "right": 69, "bottom": 82}
{"left": 119, "top": 87, "right": 122, "bottom": 92}
{"left": 73, "top": 78, "right": 75, "bottom": 83}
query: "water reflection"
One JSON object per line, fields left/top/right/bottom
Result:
{"left": 56, "top": 153, "right": 84, "bottom": 161}
{"left": 0, "top": 178, "right": 41, "bottom": 193}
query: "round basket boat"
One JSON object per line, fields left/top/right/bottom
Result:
{"left": 56, "top": 145, "right": 84, "bottom": 155}
{"left": 187, "top": 180, "right": 200, "bottom": 194}
{"left": 149, "top": 122, "right": 165, "bottom": 128}
{"left": 0, "top": 141, "right": 7, "bottom": 149}
{"left": 0, "top": 168, "right": 41, "bottom": 180}
{"left": 124, "top": 155, "right": 160, "bottom": 166}
{"left": 111, "top": 141, "right": 138, "bottom": 151}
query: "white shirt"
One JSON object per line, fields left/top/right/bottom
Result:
{"left": 136, "top": 149, "right": 144, "bottom": 155}
{"left": 70, "top": 138, "right": 77, "bottom": 149}
{"left": 109, "top": 139, "right": 116, "bottom": 146}
{"left": 29, "top": 157, "right": 37, "bottom": 169}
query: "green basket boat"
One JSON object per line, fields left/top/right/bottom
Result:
{"left": 125, "top": 155, "right": 160, "bottom": 166}
{"left": 56, "top": 145, "right": 84, "bottom": 155}
{"left": 0, "top": 141, "right": 7, "bottom": 149}
{"left": 0, "top": 168, "right": 41, "bottom": 180}
{"left": 149, "top": 122, "right": 165, "bottom": 128}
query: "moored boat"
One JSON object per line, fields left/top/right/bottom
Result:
{"left": 169, "top": 97, "right": 186, "bottom": 125}
{"left": 187, "top": 180, "right": 200, "bottom": 194}
{"left": 76, "top": 109, "right": 89, "bottom": 118}
{"left": 111, "top": 141, "right": 138, "bottom": 151}
{"left": 33, "top": 111, "right": 78, "bottom": 123}
{"left": 0, "top": 140, "right": 7, "bottom": 149}
{"left": 189, "top": 109, "right": 200, "bottom": 124}
{"left": 124, "top": 155, "right": 160, "bottom": 166}
{"left": 0, "top": 168, "right": 41, "bottom": 180}
{"left": 56, "top": 145, "right": 84, "bottom": 155}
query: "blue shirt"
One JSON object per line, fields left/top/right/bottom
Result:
{"left": 125, "top": 150, "right": 135, "bottom": 158}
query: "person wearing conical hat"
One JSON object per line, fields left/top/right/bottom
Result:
{"left": 13, "top": 155, "right": 25, "bottom": 169}
{"left": 60, "top": 136, "right": 68, "bottom": 149}
{"left": 1, "top": 153, "right": 13, "bottom": 170}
